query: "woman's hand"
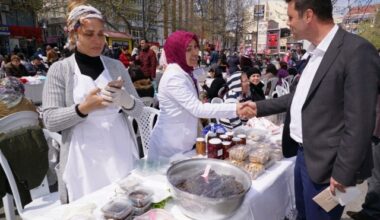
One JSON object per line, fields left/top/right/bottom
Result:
{"left": 78, "top": 88, "right": 109, "bottom": 115}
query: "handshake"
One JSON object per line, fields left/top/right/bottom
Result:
{"left": 236, "top": 101, "right": 257, "bottom": 119}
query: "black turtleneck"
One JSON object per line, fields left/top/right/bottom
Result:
{"left": 75, "top": 49, "right": 104, "bottom": 80}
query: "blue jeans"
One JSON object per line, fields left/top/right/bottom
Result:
{"left": 294, "top": 147, "right": 344, "bottom": 220}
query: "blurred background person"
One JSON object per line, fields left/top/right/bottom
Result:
{"left": 5, "top": 55, "right": 29, "bottom": 78}
{"left": 246, "top": 67, "right": 265, "bottom": 101}
{"left": 202, "top": 66, "right": 226, "bottom": 101}
{"left": 137, "top": 39, "right": 157, "bottom": 79}
{"left": 119, "top": 45, "right": 131, "bottom": 68}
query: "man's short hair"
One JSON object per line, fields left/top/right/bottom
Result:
{"left": 285, "top": 0, "right": 333, "bottom": 22}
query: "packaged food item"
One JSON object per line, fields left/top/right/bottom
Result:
{"left": 226, "top": 159, "right": 245, "bottom": 168}
{"left": 222, "top": 141, "right": 232, "bottom": 159}
{"left": 247, "top": 129, "right": 267, "bottom": 142}
{"left": 231, "top": 137, "right": 241, "bottom": 146}
{"left": 244, "top": 163, "right": 265, "bottom": 180}
{"left": 208, "top": 138, "right": 223, "bottom": 159}
{"left": 225, "top": 131, "right": 234, "bottom": 141}
{"left": 128, "top": 188, "right": 153, "bottom": 208}
{"left": 248, "top": 149, "right": 270, "bottom": 164}
{"left": 196, "top": 137, "right": 206, "bottom": 155}
{"left": 101, "top": 197, "right": 133, "bottom": 220}
{"left": 270, "top": 148, "right": 283, "bottom": 161}
{"left": 237, "top": 134, "right": 247, "bottom": 145}
{"left": 118, "top": 176, "right": 140, "bottom": 192}
{"left": 228, "top": 145, "right": 249, "bottom": 161}
{"left": 132, "top": 201, "right": 152, "bottom": 216}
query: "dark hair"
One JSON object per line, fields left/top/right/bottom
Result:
{"left": 245, "top": 67, "right": 261, "bottom": 78}
{"left": 128, "top": 66, "right": 144, "bottom": 78}
{"left": 214, "top": 66, "right": 224, "bottom": 78}
{"left": 285, "top": 0, "right": 333, "bottom": 22}
{"left": 266, "top": 64, "right": 278, "bottom": 75}
{"left": 288, "top": 67, "right": 298, "bottom": 76}
{"left": 280, "top": 61, "right": 288, "bottom": 70}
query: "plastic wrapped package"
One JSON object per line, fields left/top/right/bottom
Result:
{"left": 128, "top": 188, "right": 153, "bottom": 208}
{"left": 246, "top": 129, "right": 267, "bottom": 142}
{"left": 101, "top": 197, "right": 133, "bottom": 220}
{"left": 244, "top": 163, "right": 265, "bottom": 180}
{"left": 226, "top": 159, "right": 245, "bottom": 168}
{"left": 270, "top": 148, "right": 283, "bottom": 161}
{"left": 134, "top": 209, "right": 176, "bottom": 220}
{"left": 118, "top": 176, "right": 141, "bottom": 192}
{"left": 228, "top": 145, "right": 250, "bottom": 161}
{"left": 248, "top": 149, "right": 270, "bottom": 164}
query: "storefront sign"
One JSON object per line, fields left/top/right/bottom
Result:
{"left": 9, "top": 25, "right": 42, "bottom": 42}
{"left": 0, "top": 25, "right": 10, "bottom": 35}
{"left": 267, "top": 33, "right": 278, "bottom": 48}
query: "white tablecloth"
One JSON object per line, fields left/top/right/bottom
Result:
{"left": 37, "top": 157, "right": 295, "bottom": 220}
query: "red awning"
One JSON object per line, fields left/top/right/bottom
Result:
{"left": 104, "top": 30, "right": 132, "bottom": 39}
{"left": 9, "top": 25, "right": 43, "bottom": 42}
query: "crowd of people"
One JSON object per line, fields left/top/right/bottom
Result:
{"left": 0, "top": 0, "right": 379, "bottom": 219}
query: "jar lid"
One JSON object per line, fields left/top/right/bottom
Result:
{"left": 209, "top": 138, "right": 222, "bottom": 144}
{"left": 196, "top": 137, "right": 205, "bottom": 142}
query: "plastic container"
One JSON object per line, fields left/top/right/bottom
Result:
{"left": 101, "top": 197, "right": 133, "bottom": 220}
{"left": 128, "top": 188, "right": 153, "bottom": 208}
{"left": 118, "top": 176, "right": 140, "bottom": 192}
{"left": 134, "top": 208, "right": 176, "bottom": 220}
{"left": 132, "top": 201, "right": 152, "bottom": 216}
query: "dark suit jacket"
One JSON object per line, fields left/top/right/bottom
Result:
{"left": 256, "top": 28, "right": 380, "bottom": 186}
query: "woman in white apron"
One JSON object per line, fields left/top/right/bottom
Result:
{"left": 42, "top": 2, "right": 144, "bottom": 203}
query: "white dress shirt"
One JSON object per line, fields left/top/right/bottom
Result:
{"left": 290, "top": 25, "right": 339, "bottom": 143}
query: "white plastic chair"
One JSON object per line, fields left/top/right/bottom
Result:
{"left": 0, "top": 111, "right": 60, "bottom": 220}
{"left": 272, "top": 85, "right": 289, "bottom": 98}
{"left": 137, "top": 107, "right": 160, "bottom": 158}
{"left": 141, "top": 96, "right": 155, "bottom": 107}
{"left": 263, "top": 77, "right": 279, "bottom": 98}
{"left": 126, "top": 116, "right": 140, "bottom": 157}
{"left": 283, "top": 75, "right": 294, "bottom": 85}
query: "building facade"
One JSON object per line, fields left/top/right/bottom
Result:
{"left": 0, "top": 0, "right": 42, "bottom": 56}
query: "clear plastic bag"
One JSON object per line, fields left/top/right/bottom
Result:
{"left": 244, "top": 162, "right": 265, "bottom": 180}
{"left": 228, "top": 145, "right": 250, "bottom": 161}
{"left": 248, "top": 149, "right": 270, "bottom": 164}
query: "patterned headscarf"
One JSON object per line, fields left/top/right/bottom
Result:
{"left": 164, "top": 30, "right": 199, "bottom": 74}
{"left": 66, "top": 5, "right": 103, "bottom": 49}
{"left": 0, "top": 77, "right": 25, "bottom": 108}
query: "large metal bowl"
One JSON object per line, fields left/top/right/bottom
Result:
{"left": 166, "top": 158, "right": 251, "bottom": 220}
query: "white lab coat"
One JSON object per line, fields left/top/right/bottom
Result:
{"left": 148, "top": 64, "right": 237, "bottom": 160}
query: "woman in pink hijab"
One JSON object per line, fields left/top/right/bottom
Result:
{"left": 148, "top": 31, "right": 255, "bottom": 160}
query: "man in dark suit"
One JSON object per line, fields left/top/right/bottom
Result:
{"left": 250, "top": 0, "right": 380, "bottom": 219}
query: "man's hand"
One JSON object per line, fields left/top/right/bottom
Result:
{"left": 237, "top": 101, "right": 257, "bottom": 119}
{"left": 329, "top": 177, "right": 346, "bottom": 196}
